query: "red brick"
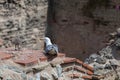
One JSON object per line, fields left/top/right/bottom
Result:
{"left": 62, "top": 58, "right": 93, "bottom": 72}
{"left": 0, "top": 39, "right": 3, "bottom": 45}
{"left": 76, "top": 59, "right": 93, "bottom": 72}
{"left": 68, "top": 73, "right": 92, "bottom": 79}
{"left": 82, "top": 75, "right": 92, "bottom": 79}
{"left": 14, "top": 50, "right": 47, "bottom": 66}
{"left": 76, "top": 59, "right": 83, "bottom": 65}
{"left": 39, "top": 57, "right": 47, "bottom": 61}
{"left": 57, "top": 53, "right": 66, "bottom": 57}
{"left": 62, "top": 57, "right": 76, "bottom": 64}
{"left": 74, "top": 66, "right": 93, "bottom": 75}
{"left": 63, "top": 66, "right": 93, "bottom": 75}
{"left": 0, "top": 52, "right": 13, "bottom": 60}
{"left": 82, "top": 63, "right": 94, "bottom": 72}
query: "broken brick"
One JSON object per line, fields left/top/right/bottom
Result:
{"left": 68, "top": 73, "right": 92, "bottom": 79}
{"left": 62, "top": 58, "right": 93, "bottom": 72}
{"left": 82, "top": 63, "right": 94, "bottom": 72}
{"left": 39, "top": 57, "right": 47, "bottom": 61}
{"left": 14, "top": 50, "right": 47, "bottom": 66}
{"left": 63, "top": 66, "right": 93, "bottom": 75}
{"left": 62, "top": 57, "right": 76, "bottom": 64}
{"left": 14, "top": 57, "right": 38, "bottom": 66}
{"left": 76, "top": 59, "right": 93, "bottom": 71}
{"left": 0, "top": 52, "right": 13, "bottom": 60}
{"left": 0, "top": 39, "right": 3, "bottom": 45}
{"left": 82, "top": 75, "right": 92, "bottom": 79}
{"left": 76, "top": 59, "right": 83, "bottom": 64}
{"left": 74, "top": 66, "right": 93, "bottom": 75}
{"left": 57, "top": 53, "right": 66, "bottom": 58}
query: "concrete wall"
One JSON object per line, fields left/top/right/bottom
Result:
{"left": 47, "top": 0, "right": 120, "bottom": 60}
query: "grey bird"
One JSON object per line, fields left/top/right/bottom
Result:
{"left": 44, "top": 37, "right": 58, "bottom": 56}
{"left": 12, "top": 36, "right": 22, "bottom": 50}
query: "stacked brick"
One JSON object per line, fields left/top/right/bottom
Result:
{"left": 0, "top": 0, "right": 48, "bottom": 49}
{"left": 0, "top": 47, "right": 94, "bottom": 80}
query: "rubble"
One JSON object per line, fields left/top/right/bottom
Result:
{"left": 0, "top": 1, "right": 120, "bottom": 79}
{"left": 85, "top": 28, "right": 120, "bottom": 80}
{"left": 1, "top": 28, "right": 120, "bottom": 80}
{"left": 0, "top": 47, "right": 94, "bottom": 80}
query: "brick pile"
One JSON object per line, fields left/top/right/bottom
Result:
{"left": 0, "top": 47, "right": 94, "bottom": 80}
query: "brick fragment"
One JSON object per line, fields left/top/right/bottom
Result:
{"left": 68, "top": 73, "right": 92, "bottom": 79}
{"left": 63, "top": 57, "right": 76, "bottom": 63}
{"left": 0, "top": 52, "right": 13, "bottom": 60}
{"left": 62, "top": 58, "right": 94, "bottom": 72}
{"left": 63, "top": 66, "right": 93, "bottom": 75}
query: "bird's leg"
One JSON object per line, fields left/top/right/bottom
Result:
{"left": 15, "top": 44, "right": 17, "bottom": 50}
{"left": 18, "top": 44, "right": 21, "bottom": 51}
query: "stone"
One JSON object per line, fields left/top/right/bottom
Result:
{"left": 32, "top": 63, "right": 49, "bottom": 72}
{"left": 89, "top": 54, "right": 99, "bottom": 59}
{"left": 84, "top": 58, "right": 89, "bottom": 64}
{"left": 114, "top": 38, "right": 120, "bottom": 47}
{"left": 107, "top": 39, "right": 115, "bottom": 45}
{"left": 28, "top": 78, "right": 34, "bottom": 80}
{"left": 88, "top": 53, "right": 99, "bottom": 63}
{"left": 93, "top": 64, "right": 104, "bottom": 71}
{"left": 7, "top": 66, "right": 23, "bottom": 73}
{"left": 104, "top": 64, "right": 112, "bottom": 70}
{"left": 21, "top": 73, "right": 27, "bottom": 80}
{"left": 4, "top": 20, "right": 14, "bottom": 28}
{"left": 51, "top": 68, "right": 58, "bottom": 80}
{"left": 33, "top": 28, "right": 39, "bottom": 34}
{"left": 56, "top": 64, "right": 62, "bottom": 77}
{"left": 95, "top": 57, "right": 106, "bottom": 64}
{"left": 6, "top": 76, "right": 12, "bottom": 80}
{"left": 87, "top": 53, "right": 106, "bottom": 64}
{"left": 40, "top": 72, "right": 52, "bottom": 80}
{"left": 109, "top": 60, "right": 119, "bottom": 69}
{"left": 0, "top": 69, "right": 3, "bottom": 78}
{"left": 35, "top": 73, "right": 40, "bottom": 80}
{"left": 104, "top": 53, "right": 113, "bottom": 59}
{"left": 99, "top": 46, "right": 112, "bottom": 56}
{"left": 94, "top": 71, "right": 104, "bottom": 76}
{"left": 24, "top": 67, "right": 33, "bottom": 73}
{"left": 116, "top": 28, "right": 120, "bottom": 36}
{"left": 109, "top": 32, "right": 117, "bottom": 37}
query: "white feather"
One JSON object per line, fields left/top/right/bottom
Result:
{"left": 45, "top": 37, "right": 52, "bottom": 46}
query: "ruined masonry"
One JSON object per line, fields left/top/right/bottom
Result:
{"left": 0, "top": 0, "right": 48, "bottom": 49}
{"left": 0, "top": 48, "right": 94, "bottom": 80}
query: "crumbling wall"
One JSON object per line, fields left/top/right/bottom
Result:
{"left": 0, "top": 0, "right": 48, "bottom": 49}
{"left": 47, "top": 0, "right": 120, "bottom": 60}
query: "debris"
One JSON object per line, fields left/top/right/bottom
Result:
{"left": 56, "top": 64, "right": 62, "bottom": 77}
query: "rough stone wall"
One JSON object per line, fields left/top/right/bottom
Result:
{"left": 47, "top": 0, "right": 120, "bottom": 60}
{"left": 0, "top": 0, "right": 48, "bottom": 49}
{"left": 101, "top": 68, "right": 120, "bottom": 80}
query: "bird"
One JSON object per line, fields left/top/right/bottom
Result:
{"left": 44, "top": 37, "right": 58, "bottom": 56}
{"left": 12, "top": 36, "right": 22, "bottom": 50}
